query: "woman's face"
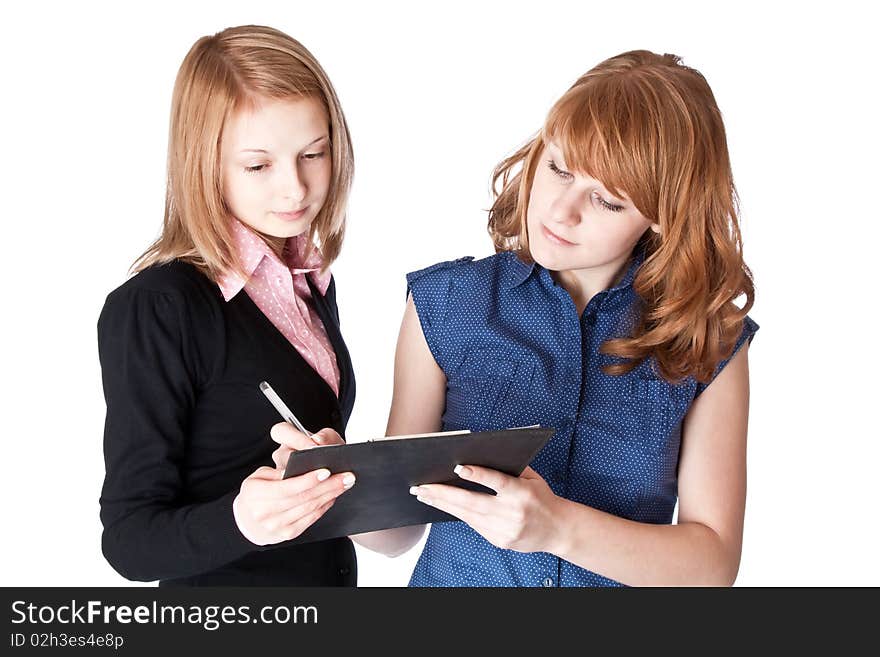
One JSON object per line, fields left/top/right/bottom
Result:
{"left": 220, "top": 96, "right": 331, "bottom": 239}
{"left": 526, "top": 141, "right": 658, "bottom": 273}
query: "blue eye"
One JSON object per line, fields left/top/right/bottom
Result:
{"left": 547, "top": 159, "right": 573, "bottom": 181}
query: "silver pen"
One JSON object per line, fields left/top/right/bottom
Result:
{"left": 259, "top": 381, "right": 313, "bottom": 437}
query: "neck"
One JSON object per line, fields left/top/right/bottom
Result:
{"left": 551, "top": 253, "right": 631, "bottom": 316}
{"left": 261, "top": 234, "right": 288, "bottom": 260}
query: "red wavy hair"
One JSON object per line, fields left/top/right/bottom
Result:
{"left": 488, "top": 50, "right": 754, "bottom": 383}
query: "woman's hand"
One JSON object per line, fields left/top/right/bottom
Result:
{"left": 270, "top": 423, "right": 345, "bottom": 470}
{"left": 410, "top": 466, "right": 563, "bottom": 554}
{"left": 233, "top": 423, "right": 352, "bottom": 546}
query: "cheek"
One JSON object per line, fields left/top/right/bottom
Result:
{"left": 311, "top": 161, "right": 333, "bottom": 197}
{"left": 602, "top": 217, "right": 650, "bottom": 251}
{"left": 221, "top": 170, "right": 242, "bottom": 211}
{"left": 525, "top": 196, "right": 544, "bottom": 246}
{"left": 525, "top": 196, "right": 537, "bottom": 230}
{"left": 224, "top": 171, "right": 264, "bottom": 208}
{"left": 525, "top": 177, "right": 550, "bottom": 226}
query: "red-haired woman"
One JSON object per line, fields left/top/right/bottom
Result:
{"left": 98, "top": 25, "right": 358, "bottom": 586}
{"left": 350, "top": 50, "right": 756, "bottom": 586}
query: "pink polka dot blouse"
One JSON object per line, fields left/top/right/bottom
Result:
{"left": 217, "top": 219, "right": 340, "bottom": 397}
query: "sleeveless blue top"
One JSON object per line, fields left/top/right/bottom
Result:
{"left": 406, "top": 250, "right": 758, "bottom": 587}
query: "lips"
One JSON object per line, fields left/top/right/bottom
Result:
{"left": 274, "top": 206, "right": 309, "bottom": 221}
{"left": 541, "top": 224, "right": 577, "bottom": 246}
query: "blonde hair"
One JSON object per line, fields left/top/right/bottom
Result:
{"left": 133, "top": 25, "right": 353, "bottom": 279}
{"left": 488, "top": 50, "right": 754, "bottom": 384}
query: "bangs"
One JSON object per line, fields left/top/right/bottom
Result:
{"left": 543, "top": 79, "right": 658, "bottom": 213}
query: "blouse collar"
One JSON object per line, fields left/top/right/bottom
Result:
{"left": 217, "top": 218, "right": 330, "bottom": 301}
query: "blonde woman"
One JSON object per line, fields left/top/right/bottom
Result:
{"left": 98, "top": 25, "right": 358, "bottom": 586}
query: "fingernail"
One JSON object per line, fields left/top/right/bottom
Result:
{"left": 454, "top": 465, "right": 464, "bottom": 476}
{"left": 316, "top": 469, "right": 331, "bottom": 481}
{"left": 409, "top": 486, "right": 420, "bottom": 495}
{"left": 342, "top": 474, "right": 356, "bottom": 488}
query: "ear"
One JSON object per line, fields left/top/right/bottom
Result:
{"left": 649, "top": 222, "right": 661, "bottom": 234}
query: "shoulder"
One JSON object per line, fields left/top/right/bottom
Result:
{"left": 692, "top": 313, "right": 759, "bottom": 399}
{"left": 109, "top": 260, "right": 214, "bottom": 299}
{"left": 405, "top": 252, "right": 514, "bottom": 315}
{"left": 724, "top": 314, "right": 759, "bottom": 367}
{"left": 98, "top": 261, "right": 225, "bottom": 381}
{"left": 406, "top": 251, "right": 515, "bottom": 289}
{"left": 104, "top": 260, "right": 220, "bottom": 308}
{"left": 740, "top": 315, "right": 760, "bottom": 343}
{"left": 403, "top": 253, "right": 517, "bottom": 367}
{"left": 405, "top": 255, "right": 475, "bottom": 287}
{"left": 100, "top": 260, "right": 223, "bottom": 330}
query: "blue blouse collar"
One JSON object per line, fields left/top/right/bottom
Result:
{"left": 503, "top": 247, "right": 646, "bottom": 293}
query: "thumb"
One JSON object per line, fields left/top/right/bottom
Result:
{"left": 312, "top": 428, "right": 344, "bottom": 445}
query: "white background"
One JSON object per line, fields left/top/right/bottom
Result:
{"left": 1, "top": 0, "right": 877, "bottom": 587}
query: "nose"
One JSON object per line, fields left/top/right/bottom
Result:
{"left": 548, "top": 186, "right": 587, "bottom": 227}
{"left": 279, "top": 161, "right": 307, "bottom": 204}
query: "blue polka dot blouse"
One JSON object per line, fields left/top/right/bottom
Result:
{"left": 405, "top": 249, "right": 758, "bottom": 587}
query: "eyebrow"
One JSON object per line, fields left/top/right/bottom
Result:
{"left": 238, "top": 135, "right": 328, "bottom": 154}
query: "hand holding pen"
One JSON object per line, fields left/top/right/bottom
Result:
{"left": 259, "top": 381, "right": 347, "bottom": 469}
{"left": 229, "top": 382, "right": 354, "bottom": 547}
{"left": 259, "top": 381, "right": 313, "bottom": 437}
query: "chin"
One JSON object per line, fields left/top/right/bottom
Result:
{"left": 268, "top": 218, "right": 312, "bottom": 239}
{"left": 535, "top": 255, "right": 575, "bottom": 273}
{"left": 534, "top": 245, "right": 610, "bottom": 274}
{"left": 530, "top": 242, "right": 569, "bottom": 272}
{"left": 281, "top": 225, "right": 311, "bottom": 239}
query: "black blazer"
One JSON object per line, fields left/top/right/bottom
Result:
{"left": 98, "top": 260, "right": 357, "bottom": 586}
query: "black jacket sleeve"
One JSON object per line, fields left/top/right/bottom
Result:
{"left": 97, "top": 282, "right": 255, "bottom": 581}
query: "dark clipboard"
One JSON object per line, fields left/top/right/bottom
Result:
{"left": 282, "top": 426, "right": 554, "bottom": 544}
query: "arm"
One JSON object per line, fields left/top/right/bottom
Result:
{"left": 413, "top": 342, "right": 751, "bottom": 586}
{"left": 551, "top": 343, "right": 750, "bottom": 585}
{"left": 99, "top": 287, "right": 351, "bottom": 581}
{"left": 350, "top": 294, "right": 447, "bottom": 557}
{"left": 98, "top": 288, "right": 252, "bottom": 581}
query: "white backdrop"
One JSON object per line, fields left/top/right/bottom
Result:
{"left": 1, "top": 0, "right": 877, "bottom": 586}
